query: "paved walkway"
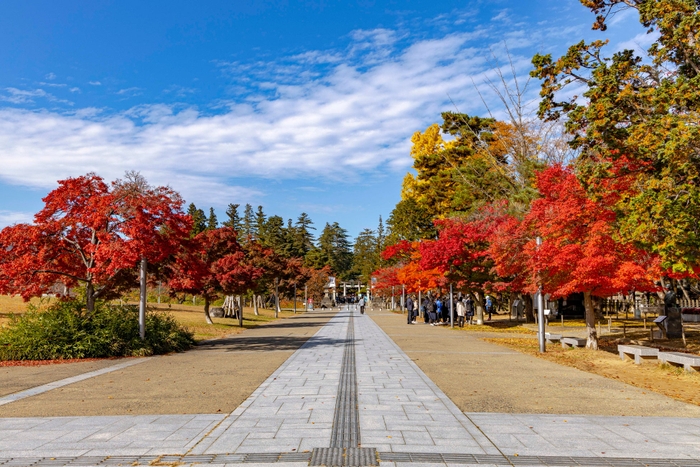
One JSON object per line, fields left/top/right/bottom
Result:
{"left": 0, "top": 308, "right": 699, "bottom": 467}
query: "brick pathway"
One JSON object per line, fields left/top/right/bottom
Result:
{"left": 1, "top": 307, "right": 700, "bottom": 466}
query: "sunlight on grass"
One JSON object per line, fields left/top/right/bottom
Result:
{"left": 0, "top": 295, "right": 306, "bottom": 342}
{"left": 486, "top": 336, "right": 700, "bottom": 407}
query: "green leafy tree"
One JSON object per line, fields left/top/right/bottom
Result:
{"left": 386, "top": 199, "right": 436, "bottom": 245}
{"left": 531, "top": 0, "right": 700, "bottom": 272}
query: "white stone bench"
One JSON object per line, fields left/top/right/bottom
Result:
{"left": 561, "top": 337, "right": 586, "bottom": 348}
{"left": 618, "top": 344, "right": 658, "bottom": 364}
{"left": 536, "top": 332, "right": 562, "bottom": 344}
{"left": 658, "top": 352, "right": 700, "bottom": 372}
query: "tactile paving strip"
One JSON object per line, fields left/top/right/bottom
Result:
{"left": 330, "top": 310, "right": 360, "bottom": 449}
{"left": 310, "top": 447, "right": 377, "bottom": 466}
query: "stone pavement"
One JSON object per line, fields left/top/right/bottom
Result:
{"left": 0, "top": 307, "right": 699, "bottom": 467}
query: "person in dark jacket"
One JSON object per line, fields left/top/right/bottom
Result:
{"left": 406, "top": 295, "right": 415, "bottom": 324}
{"left": 465, "top": 296, "right": 474, "bottom": 325}
{"left": 428, "top": 297, "right": 437, "bottom": 325}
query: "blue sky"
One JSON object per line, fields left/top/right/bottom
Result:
{"left": 0, "top": 0, "right": 649, "bottom": 239}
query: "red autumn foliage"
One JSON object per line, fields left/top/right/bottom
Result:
{"left": 523, "top": 165, "right": 659, "bottom": 300}
{"left": 168, "top": 227, "right": 263, "bottom": 320}
{"left": 0, "top": 173, "right": 191, "bottom": 313}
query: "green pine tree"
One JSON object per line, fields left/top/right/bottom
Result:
{"left": 207, "top": 207, "right": 218, "bottom": 230}
{"left": 187, "top": 203, "right": 207, "bottom": 237}
{"left": 223, "top": 203, "right": 243, "bottom": 231}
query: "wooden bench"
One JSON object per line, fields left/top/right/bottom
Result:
{"left": 561, "top": 337, "right": 586, "bottom": 348}
{"left": 618, "top": 345, "right": 658, "bottom": 364}
{"left": 658, "top": 352, "right": 700, "bottom": 372}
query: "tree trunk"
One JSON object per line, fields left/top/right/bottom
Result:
{"left": 238, "top": 296, "right": 243, "bottom": 327}
{"left": 86, "top": 282, "right": 96, "bottom": 317}
{"left": 473, "top": 291, "right": 484, "bottom": 325}
{"left": 522, "top": 293, "right": 534, "bottom": 323}
{"left": 676, "top": 279, "right": 691, "bottom": 301}
{"left": 203, "top": 296, "right": 214, "bottom": 325}
{"left": 253, "top": 294, "right": 260, "bottom": 315}
{"left": 275, "top": 279, "right": 280, "bottom": 318}
{"left": 583, "top": 291, "right": 598, "bottom": 350}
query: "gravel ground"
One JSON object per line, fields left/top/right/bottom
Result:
{"left": 0, "top": 310, "right": 336, "bottom": 417}
{"left": 367, "top": 309, "right": 700, "bottom": 417}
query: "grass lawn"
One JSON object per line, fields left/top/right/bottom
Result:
{"left": 0, "top": 295, "right": 55, "bottom": 328}
{"left": 148, "top": 303, "right": 303, "bottom": 341}
{"left": 0, "top": 295, "right": 307, "bottom": 342}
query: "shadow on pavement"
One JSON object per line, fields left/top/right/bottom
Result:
{"left": 195, "top": 335, "right": 346, "bottom": 352}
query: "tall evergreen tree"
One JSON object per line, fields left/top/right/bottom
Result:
{"left": 262, "top": 215, "right": 286, "bottom": 255}
{"left": 187, "top": 203, "right": 207, "bottom": 237}
{"left": 207, "top": 207, "right": 218, "bottom": 231}
{"left": 295, "top": 212, "right": 316, "bottom": 260}
{"left": 223, "top": 203, "right": 243, "bottom": 232}
{"left": 386, "top": 198, "right": 436, "bottom": 245}
{"left": 310, "top": 222, "right": 353, "bottom": 278}
{"left": 255, "top": 206, "right": 266, "bottom": 241}
{"left": 241, "top": 204, "right": 255, "bottom": 240}
{"left": 352, "top": 228, "right": 379, "bottom": 282}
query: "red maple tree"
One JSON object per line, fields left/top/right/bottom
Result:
{"left": 169, "top": 227, "right": 262, "bottom": 323}
{"left": 0, "top": 173, "right": 191, "bottom": 315}
{"left": 520, "top": 165, "right": 659, "bottom": 348}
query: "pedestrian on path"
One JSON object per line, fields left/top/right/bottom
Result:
{"left": 406, "top": 295, "right": 415, "bottom": 324}
{"left": 428, "top": 297, "right": 437, "bottom": 325}
{"left": 456, "top": 298, "right": 466, "bottom": 327}
{"left": 486, "top": 295, "right": 494, "bottom": 321}
{"left": 465, "top": 296, "right": 474, "bottom": 325}
{"left": 435, "top": 298, "right": 443, "bottom": 325}
{"left": 358, "top": 297, "right": 365, "bottom": 314}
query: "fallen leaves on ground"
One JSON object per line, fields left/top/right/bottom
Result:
{"left": 486, "top": 337, "right": 700, "bottom": 407}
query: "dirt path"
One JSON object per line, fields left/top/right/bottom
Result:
{"left": 0, "top": 309, "right": 337, "bottom": 417}
{"left": 368, "top": 309, "right": 700, "bottom": 417}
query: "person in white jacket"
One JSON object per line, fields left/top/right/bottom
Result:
{"left": 456, "top": 299, "right": 466, "bottom": 328}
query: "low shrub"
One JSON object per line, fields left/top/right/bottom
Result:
{"left": 0, "top": 300, "right": 195, "bottom": 361}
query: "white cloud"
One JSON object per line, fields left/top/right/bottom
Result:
{"left": 0, "top": 20, "right": 630, "bottom": 208}
{"left": 69, "top": 87, "right": 81, "bottom": 93}
{"left": 89, "top": 81, "right": 102, "bottom": 86}
{"left": 1, "top": 88, "right": 48, "bottom": 104}
{"left": 117, "top": 87, "right": 143, "bottom": 96}
{"left": 616, "top": 30, "right": 660, "bottom": 56}
{"left": 45, "top": 72, "right": 56, "bottom": 80}
{"left": 1, "top": 87, "right": 76, "bottom": 106}
{"left": 0, "top": 210, "right": 33, "bottom": 228}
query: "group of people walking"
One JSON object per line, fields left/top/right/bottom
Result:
{"left": 404, "top": 293, "right": 495, "bottom": 327}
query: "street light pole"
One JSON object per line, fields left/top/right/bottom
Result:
{"left": 536, "top": 236, "right": 546, "bottom": 353}
{"left": 139, "top": 258, "right": 147, "bottom": 341}
{"left": 450, "top": 283, "right": 454, "bottom": 328}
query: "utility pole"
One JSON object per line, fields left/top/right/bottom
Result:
{"left": 402, "top": 284, "right": 406, "bottom": 313}
{"left": 305, "top": 285, "right": 308, "bottom": 312}
{"left": 139, "top": 258, "right": 147, "bottom": 340}
{"left": 450, "top": 283, "right": 454, "bottom": 328}
{"left": 537, "top": 237, "right": 546, "bottom": 353}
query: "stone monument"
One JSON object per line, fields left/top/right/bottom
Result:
{"left": 663, "top": 291, "right": 683, "bottom": 339}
